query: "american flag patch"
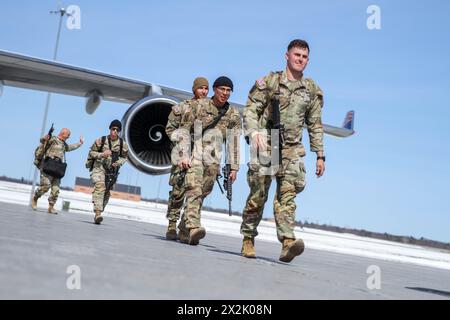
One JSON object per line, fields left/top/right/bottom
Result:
{"left": 172, "top": 105, "right": 180, "bottom": 114}
{"left": 256, "top": 77, "right": 265, "bottom": 88}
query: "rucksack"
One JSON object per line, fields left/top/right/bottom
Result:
{"left": 33, "top": 138, "right": 56, "bottom": 168}
{"left": 34, "top": 144, "right": 46, "bottom": 168}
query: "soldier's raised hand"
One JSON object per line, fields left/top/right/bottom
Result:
{"left": 79, "top": 135, "right": 84, "bottom": 144}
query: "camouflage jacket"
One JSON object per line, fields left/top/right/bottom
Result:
{"left": 88, "top": 136, "right": 129, "bottom": 171}
{"left": 40, "top": 136, "right": 82, "bottom": 160}
{"left": 165, "top": 98, "right": 197, "bottom": 139}
{"left": 180, "top": 98, "right": 242, "bottom": 171}
{"left": 243, "top": 70, "right": 324, "bottom": 156}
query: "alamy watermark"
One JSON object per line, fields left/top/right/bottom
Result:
{"left": 366, "top": 265, "right": 381, "bottom": 290}
{"left": 66, "top": 5, "right": 81, "bottom": 30}
{"left": 367, "top": 5, "right": 381, "bottom": 30}
{"left": 66, "top": 265, "right": 81, "bottom": 290}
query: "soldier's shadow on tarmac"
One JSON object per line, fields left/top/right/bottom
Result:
{"left": 143, "top": 233, "right": 171, "bottom": 241}
{"left": 142, "top": 233, "right": 291, "bottom": 265}
{"left": 206, "top": 248, "right": 290, "bottom": 266}
{"left": 405, "top": 287, "right": 450, "bottom": 298}
{"left": 79, "top": 220, "right": 109, "bottom": 226}
{"left": 142, "top": 233, "right": 217, "bottom": 249}
{"left": 142, "top": 233, "right": 232, "bottom": 251}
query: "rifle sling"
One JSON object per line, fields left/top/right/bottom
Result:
{"left": 202, "top": 102, "right": 229, "bottom": 136}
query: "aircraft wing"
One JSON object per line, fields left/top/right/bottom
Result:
{"left": 0, "top": 49, "right": 353, "bottom": 137}
{"left": 0, "top": 49, "right": 194, "bottom": 104}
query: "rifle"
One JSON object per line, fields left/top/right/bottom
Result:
{"left": 48, "top": 123, "right": 55, "bottom": 138}
{"left": 35, "top": 123, "right": 55, "bottom": 168}
{"left": 103, "top": 151, "right": 120, "bottom": 209}
{"left": 217, "top": 138, "right": 232, "bottom": 216}
{"left": 176, "top": 169, "right": 187, "bottom": 188}
{"left": 43, "top": 123, "right": 55, "bottom": 150}
{"left": 222, "top": 162, "right": 232, "bottom": 216}
{"left": 271, "top": 96, "right": 284, "bottom": 202}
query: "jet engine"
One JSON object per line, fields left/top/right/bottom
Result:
{"left": 121, "top": 96, "right": 179, "bottom": 175}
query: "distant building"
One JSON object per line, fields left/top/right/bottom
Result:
{"left": 74, "top": 177, "right": 141, "bottom": 202}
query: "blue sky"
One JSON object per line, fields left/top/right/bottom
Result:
{"left": 1, "top": 0, "right": 449, "bottom": 242}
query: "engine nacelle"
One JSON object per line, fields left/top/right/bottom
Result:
{"left": 122, "top": 96, "right": 179, "bottom": 175}
{"left": 85, "top": 90, "right": 102, "bottom": 114}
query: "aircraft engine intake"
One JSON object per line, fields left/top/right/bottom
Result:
{"left": 122, "top": 96, "right": 179, "bottom": 175}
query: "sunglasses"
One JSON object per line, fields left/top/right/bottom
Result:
{"left": 111, "top": 127, "right": 121, "bottom": 132}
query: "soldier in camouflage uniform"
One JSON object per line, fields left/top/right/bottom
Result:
{"left": 31, "top": 128, "right": 84, "bottom": 213}
{"left": 87, "top": 119, "right": 128, "bottom": 224}
{"left": 241, "top": 39, "right": 326, "bottom": 262}
{"left": 165, "top": 77, "right": 209, "bottom": 241}
{"left": 177, "top": 76, "right": 241, "bottom": 245}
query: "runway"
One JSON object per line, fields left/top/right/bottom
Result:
{"left": 1, "top": 201, "right": 449, "bottom": 300}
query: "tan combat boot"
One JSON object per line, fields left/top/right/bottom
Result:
{"left": 188, "top": 227, "right": 206, "bottom": 246}
{"left": 31, "top": 196, "right": 38, "bottom": 211}
{"left": 94, "top": 210, "right": 103, "bottom": 225}
{"left": 279, "top": 238, "right": 305, "bottom": 263}
{"left": 241, "top": 237, "right": 256, "bottom": 258}
{"left": 48, "top": 203, "right": 58, "bottom": 214}
{"left": 177, "top": 229, "right": 189, "bottom": 244}
{"left": 166, "top": 221, "right": 178, "bottom": 240}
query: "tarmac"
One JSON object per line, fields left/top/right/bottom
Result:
{"left": 1, "top": 201, "right": 449, "bottom": 300}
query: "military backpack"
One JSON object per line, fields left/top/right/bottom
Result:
{"left": 33, "top": 138, "right": 63, "bottom": 168}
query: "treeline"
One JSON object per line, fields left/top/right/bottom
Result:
{"left": 299, "top": 221, "right": 450, "bottom": 251}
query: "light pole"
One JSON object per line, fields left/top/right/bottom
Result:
{"left": 156, "top": 176, "right": 162, "bottom": 205}
{"left": 29, "top": 6, "right": 72, "bottom": 205}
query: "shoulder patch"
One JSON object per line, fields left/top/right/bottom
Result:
{"left": 303, "top": 77, "right": 313, "bottom": 85}
{"left": 265, "top": 71, "right": 282, "bottom": 92}
{"left": 304, "top": 77, "right": 319, "bottom": 90}
{"left": 310, "top": 78, "right": 323, "bottom": 93}
{"left": 172, "top": 105, "right": 181, "bottom": 115}
{"left": 256, "top": 77, "right": 266, "bottom": 89}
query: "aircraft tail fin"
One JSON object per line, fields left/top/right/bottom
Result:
{"left": 342, "top": 110, "right": 355, "bottom": 131}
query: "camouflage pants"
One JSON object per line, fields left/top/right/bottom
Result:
{"left": 35, "top": 171, "right": 61, "bottom": 205}
{"left": 182, "top": 163, "right": 220, "bottom": 230}
{"left": 166, "top": 165, "right": 186, "bottom": 222}
{"left": 90, "top": 168, "right": 110, "bottom": 212}
{"left": 240, "top": 158, "right": 306, "bottom": 243}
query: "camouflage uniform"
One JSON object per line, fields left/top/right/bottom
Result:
{"left": 88, "top": 136, "right": 128, "bottom": 212}
{"left": 241, "top": 70, "right": 324, "bottom": 242}
{"left": 179, "top": 98, "right": 241, "bottom": 233}
{"left": 34, "top": 136, "right": 82, "bottom": 204}
{"left": 165, "top": 99, "right": 197, "bottom": 224}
